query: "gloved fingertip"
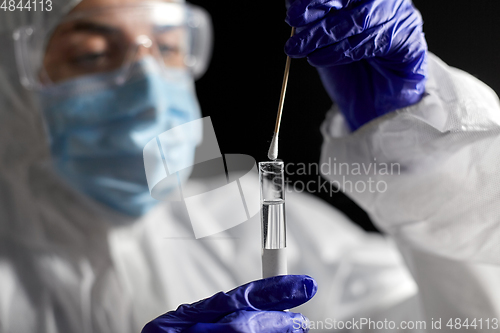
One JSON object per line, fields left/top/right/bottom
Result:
{"left": 284, "top": 0, "right": 299, "bottom": 11}
{"left": 294, "top": 314, "right": 311, "bottom": 333}
{"left": 284, "top": 15, "right": 303, "bottom": 28}
{"left": 141, "top": 321, "right": 161, "bottom": 333}
{"left": 306, "top": 49, "right": 349, "bottom": 68}
{"left": 286, "top": 1, "right": 334, "bottom": 27}
{"left": 302, "top": 275, "right": 318, "bottom": 300}
{"left": 284, "top": 37, "right": 301, "bottom": 58}
{"left": 284, "top": 3, "right": 301, "bottom": 26}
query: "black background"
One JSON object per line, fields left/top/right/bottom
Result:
{"left": 189, "top": 1, "right": 500, "bottom": 232}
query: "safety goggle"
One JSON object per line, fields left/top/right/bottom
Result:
{"left": 13, "top": 2, "right": 213, "bottom": 89}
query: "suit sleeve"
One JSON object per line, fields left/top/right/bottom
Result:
{"left": 319, "top": 53, "right": 500, "bottom": 265}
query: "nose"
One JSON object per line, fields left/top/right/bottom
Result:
{"left": 115, "top": 35, "right": 163, "bottom": 85}
{"left": 134, "top": 35, "right": 155, "bottom": 60}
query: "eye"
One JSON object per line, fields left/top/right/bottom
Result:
{"left": 159, "top": 44, "right": 180, "bottom": 55}
{"left": 73, "top": 52, "right": 109, "bottom": 65}
{"left": 66, "top": 33, "right": 115, "bottom": 70}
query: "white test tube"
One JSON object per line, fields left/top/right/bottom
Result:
{"left": 259, "top": 161, "right": 287, "bottom": 278}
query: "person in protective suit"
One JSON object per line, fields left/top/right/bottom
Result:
{"left": 1, "top": 0, "right": 500, "bottom": 332}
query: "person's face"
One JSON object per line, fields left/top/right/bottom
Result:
{"left": 43, "top": 0, "right": 186, "bottom": 83}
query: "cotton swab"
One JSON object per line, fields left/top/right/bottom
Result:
{"left": 267, "top": 27, "right": 295, "bottom": 161}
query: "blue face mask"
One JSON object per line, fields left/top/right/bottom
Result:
{"left": 38, "top": 57, "right": 202, "bottom": 216}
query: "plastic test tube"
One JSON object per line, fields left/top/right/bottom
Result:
{"left": 259, "top": 161, "right": 287, "bottom": 278}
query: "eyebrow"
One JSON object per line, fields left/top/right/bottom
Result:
{"left": 70, "top": 21, "right": 122, "bottom": 35}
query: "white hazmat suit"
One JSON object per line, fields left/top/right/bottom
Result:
{"left": 1, "top": 2, "right": 500, "bottom": 333}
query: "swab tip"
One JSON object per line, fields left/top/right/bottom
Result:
{"left": 267, "top": 134, "right": 278, "bottom": 161}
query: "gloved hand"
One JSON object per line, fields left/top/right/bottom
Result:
{"left": 285, "top": 0, "right": 428, "bottom": 131}
{"left": 142, "top": 275, "right": 317, "bottom": 332}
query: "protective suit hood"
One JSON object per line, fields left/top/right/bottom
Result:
{"left": 0, "top": 1, "right": 147, "bottom": 242}
{"left": 0, "top": 0, "right": 84, "bottom": 166}
{"left": 0, "top": 0, "right": 83, "bottom": 236}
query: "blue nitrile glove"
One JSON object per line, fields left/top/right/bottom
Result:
{"left": 285, "top": 0, "right": 428, "bottom": 131}
{"left": 142, "top": 275, "right": 317, "bottom": 333}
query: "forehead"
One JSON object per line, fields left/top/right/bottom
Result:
{"left": 54, "top": 0, "right": 186, "bottom": 35}
{"left": 71, "top": 0, "right": 178, "bottom": 12}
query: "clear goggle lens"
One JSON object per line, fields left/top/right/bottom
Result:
{"left": 13, "top": 2, "right": 212, "bottom": 89}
